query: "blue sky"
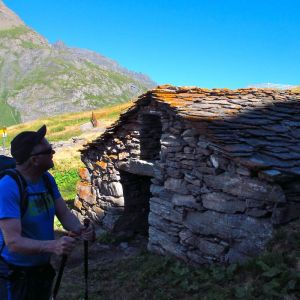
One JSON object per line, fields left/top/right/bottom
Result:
{"left": 4, "top": 0, "right": 300, "bottom": 89}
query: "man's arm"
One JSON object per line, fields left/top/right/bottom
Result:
{"left": 55, "top": 197, "right": 82, "bottom": 234}
{"left": 0, "top": 218, "right": 76, "bottom": 256}
{"left": 55, "top": 197, "right": 96, "bottom": 241}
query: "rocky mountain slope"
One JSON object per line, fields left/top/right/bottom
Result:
{"left": 0, "top": 1, "right": 155, "bottom": 126}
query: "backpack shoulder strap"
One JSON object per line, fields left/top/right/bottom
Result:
{"left": 0, "top": 169, "right": 28, "bottom": 257}
{"left": 3, "top": 169, "right": 28, "bottom": 218}
{"left": 42, "top": 172, "right": 55, "bottom": 201}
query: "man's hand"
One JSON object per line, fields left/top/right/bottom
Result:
{"left": 80, "top": 221, "right": 96, "bottom": 242}
{"left": 53, "top": 236, "right": 76, "bottom": 256}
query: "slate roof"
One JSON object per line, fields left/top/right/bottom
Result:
{"left": 83, "top": 85, "right": 300, "bottom": 180}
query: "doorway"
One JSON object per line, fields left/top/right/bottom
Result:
{"left": 117, "top": 171, "right": 151, "bottom": 235}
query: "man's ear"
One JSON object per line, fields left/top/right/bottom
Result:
{"left": 29, "top": 155, "right": 39, "bottom": 166}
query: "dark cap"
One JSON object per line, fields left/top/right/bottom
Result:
{"left": 11, "top": 125, "right": 47, "bottom": 164}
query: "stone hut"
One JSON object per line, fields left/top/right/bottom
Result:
{"left": 76, "top": 85, "right": 300, "bottom": 264}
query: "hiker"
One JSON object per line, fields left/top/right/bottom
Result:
{"left": 0, "top": 125, "right": 95, "bottom": 300}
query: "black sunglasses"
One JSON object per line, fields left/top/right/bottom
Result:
{"left": 30, "top": 147, "right": 54, "bottom": 156}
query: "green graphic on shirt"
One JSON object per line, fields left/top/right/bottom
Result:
{"left": 27, "top": 193, "right": 54, "bottom": 216}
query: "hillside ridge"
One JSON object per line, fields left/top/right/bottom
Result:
{"left": 0, "top": 0, "right": 24, "bottom": 29}
{"left": 0, "top": 1, "right": 155, "bottom": 126}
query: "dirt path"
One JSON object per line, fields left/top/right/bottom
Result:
{"left": 52, "top": 230, "right": 148, "bottom": 269}
{"left": 52, "top": 122, "right": 109, "bottom": 157}
{"left": 51, "top": 230, "right": 148, "bottom": 300}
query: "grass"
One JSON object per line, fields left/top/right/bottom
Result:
{"left": 51, "top": 168, "right": 80, "bottom": 231}
{"left": 51, "top": 168, "right": 79, "bottom": 200}
{"left": 21, "top": 40, "right": 42, "bottom": 49}
{"left": 0, "top": 99, "right": 21, "bottom": 127}
{"left": 0, "top": 26, "right": 30, "bottom": 39}
{"left": 0, "top": 90, "right": 21, "bottom": 127}
{"left": 3, "top": 101, "right": 132, "bottom": 145}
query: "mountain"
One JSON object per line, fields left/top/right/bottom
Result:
{"left": 0, "top": 1, "right": 156, "bottom": 126}
{"left": 247, "top": 83, "right": 297, "bottom": 90}
{"left": 0, "top": 0, "right": 24, "bottom": 29}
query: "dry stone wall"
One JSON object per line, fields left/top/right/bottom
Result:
{"left": 146, "top": 112, "right": 287, "bottom": 264}
{"left": 77, "top": 95, "right": 299, "bottom": 264}
{"left": 76, "top": 98, "right": 163, "bottom": 230}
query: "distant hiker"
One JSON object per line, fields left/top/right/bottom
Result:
{"left": 91, "top": 112, "right": 98, "bottom": 127}
{"left": 0, "top": 125, "right": 95, "bottom": 300}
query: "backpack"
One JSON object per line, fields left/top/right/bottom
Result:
{"left": 0, "top": 155, "right": 54, "bottom": 217}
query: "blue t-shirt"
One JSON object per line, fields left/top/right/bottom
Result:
{"left": 0, "top": 172, "right": 61, "bottom": 266}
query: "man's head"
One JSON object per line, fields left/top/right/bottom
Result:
{"left": 11, "top": 125, "right": 55, "bottom": 169}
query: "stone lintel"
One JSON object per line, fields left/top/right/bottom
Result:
{"left": 116, "top": 159, "right": 154, "bottom": 177}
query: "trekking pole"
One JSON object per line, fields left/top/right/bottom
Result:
{"left": 52, "top": 255, "right": 67, "bottom": 299}
{"left": 83, "top": 218, "right": 90, "bottom": 300}
{"left": 52, "top": 232, "right": 71, "bottom": 300}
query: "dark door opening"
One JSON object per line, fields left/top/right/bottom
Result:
{"left": 140, "top": 114, "right": 162, "bottom": 160}
{"left": 116, "top": 171, "right": 151, "bottom": 236}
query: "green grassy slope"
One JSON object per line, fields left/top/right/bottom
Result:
{"left": 0, "top": 98, "right": 21, "bottom": 127}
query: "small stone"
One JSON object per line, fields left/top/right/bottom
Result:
{"left": 197, "top": 138, "right": 210, "bottom": 149}
{"left": 246, "top": 199, "right": 264, "bottom": 208}
{"left": 76, "top": 182, "right": 96, "bottom": 204}
{"left": 164, "top": 178, "right": 189, "bottom": 195}
{"left": 209, "top": 155, "right": 219, "bottom": 168}
{"left": 102, "top": 213, "right": 122, "bottom": 230}
{"left": 182, "top": 129, "right": 196, "bottom": 137}
{"left": 95, "top": 160, "right": 107, "bottom": 170}
{"left": 92, "top": 206, "right": 105, "bottom": 221}
{"left": 166, "top": 167, "right": 183, "bottom": 179}
{"left": 258, "top": 169, "right": 288, "bottom": 182}
{"left": 182, "top": 136, "right": 197, "bottom": 146}
{"left": 236, "top": 167, "right": 251, "bottom": 176}
{"left": 183, "top": 146, "right": 195, "bottom": 154}
{"left": 150, "top": 184, "right": 164, "bottom": 196}
{"left": 246, "top": 208, "right": 269, "bottom": 217}
{"left": 120, "top": 242, "right": 129, "bottom": 250}
{"left": 202, "top": 192, "right": 246, "bottom": 213}
{"left": 74, "top": 196, "right": 83, "bottom": 210}
{"left": 79, "top": 167, "right": 90, "bottom": 182}
{"left": 203, "top": 173, "right": 286, "bottom": 202}
{"left": 100, "top": 181, "right": 123, "bottom": 197}
{"left": 172, "top": 194, "right": 202, "bottom": 210}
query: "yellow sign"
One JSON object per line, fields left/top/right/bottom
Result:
{"left": 0, "top": 127, "right": 7, "bottom": 137}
